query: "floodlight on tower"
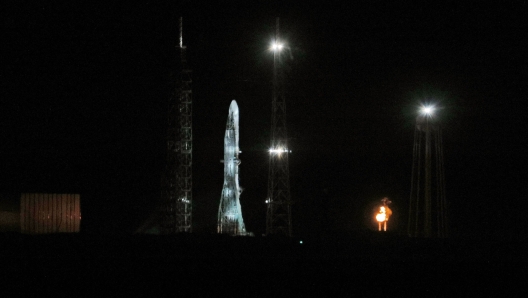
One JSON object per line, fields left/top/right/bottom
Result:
{"left": 269, "top": 147, "right": 289, "bottom": 154}
{"left": 421, "top": 105, "right": 434, "bottom": 116}
{"left": 409, "top": 102, "right": 447, "bottom": 238}
{"left": 266, "top": 17, "right": 292, "bottom": 236}
{"left": 271, "top": 41, "right": 284, "bottom": 52}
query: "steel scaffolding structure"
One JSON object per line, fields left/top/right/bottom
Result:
{"left": 266, "top": 18, "right": 292, "bottom": 237}
{"left": 161, "top": 17, "right": 192, "bottom": 234}
{"left": 408, "top": 110, "right": 447, "bottom": 238}
{"left": 218, "top": 100, "right": 246, "bottom": 236}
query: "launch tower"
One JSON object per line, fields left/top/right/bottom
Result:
{"left": 408, "top": 106, "right": 447, "bottom": 238}
{"left": 161, "top": 17, "right": 193, "bottom": 233}
{"left": 266, "top": 18, "right": 292, "bottom": 236}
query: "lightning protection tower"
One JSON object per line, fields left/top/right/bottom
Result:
{"left": 218, "top": 100, "right": 246, "bottom": 236}
{"left": 161, "top": 17, "right": 192, "bottom": 234}
{"left": 266, "top": 17, "right": 292, "bottom": 237}
{"left": 408, "top": 106, "right": 447, "bottom": 238}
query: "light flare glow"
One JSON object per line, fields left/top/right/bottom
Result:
{"left": 270, "top": 42, "right": 284, "bottom": 52}
{"left": 376, "top": 206, "right": 388, "bottom": 222}
{"left": 269, "top": 148, "right": 288, "bottom": 153}
{"left": 420, "top": 105, "right": 435, "bottom": 116}
{"left": 269, "top": 148, "right": 290, "bottom": 154}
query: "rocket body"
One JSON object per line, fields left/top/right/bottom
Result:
{"left": 218, "top": 100, "right": 246, "bottom": 235}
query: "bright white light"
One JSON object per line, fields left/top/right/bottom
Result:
{"left": 269, "top": 148, "right": 289, "bottom": 154}
{"left": 421, "top": 106, "right": 434, "bottom": 116}
{"left": 270, "top": 42, "right": 284, "bottom": 52}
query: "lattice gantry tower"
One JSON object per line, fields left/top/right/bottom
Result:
{"left": 161, "top": 17, "right": 192, "bottom": 234}
{"left": 408, "top": 106, "right": 447, "bottom": 238}
{"left": 266, "top": 18, "right": 292, "bottom": 237}
{"left": 218, "top": 100, "right": 247, "bottom": 236}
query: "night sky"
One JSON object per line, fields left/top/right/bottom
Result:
{"left": 2, "top": 2, "right": 526, "bottom": 237}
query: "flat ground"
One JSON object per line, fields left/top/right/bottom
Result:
{"left": 1, "top": 232, "right": 526, "bottom": 295}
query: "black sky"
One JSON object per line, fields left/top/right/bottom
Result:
{"left": 2, "top": 1, "right": 526, "bottom": 237}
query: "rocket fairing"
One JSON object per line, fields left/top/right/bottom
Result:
{"left": 217, "top": 100, "right": 246, "bottom": 235}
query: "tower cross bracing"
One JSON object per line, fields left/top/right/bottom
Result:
{"left": 162, "top": 17, "right": 192, "bottom": 234}
{"left": 266, "top": 17, "right": 292, "bottom": 237}
{"left": 408, "top": 111, "right": 447, "bottom": 238}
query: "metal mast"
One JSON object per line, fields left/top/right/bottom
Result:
{"left": 162, "top": 17, "right": 192, "bottom": 234}
{"left": 218, "top": 100, "right": 246, "bottom": 236}
{"left": 408, "top": 108, "right": 447, "bottom": 238}
{"left": 266, "top": 17, "right": 292, "bottom": 236}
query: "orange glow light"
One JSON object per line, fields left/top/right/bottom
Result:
{"left": 376, "top": 206, "right": 387, "bottom": 222}
{"left": 375, "top": 205, "right": 391, "bottom": 231}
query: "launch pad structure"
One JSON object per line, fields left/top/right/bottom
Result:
{"left": 217, "top": 100, "right": 246, "bottom": 236}
{"left": 156, "top": 17, "right": 293, "bottom": 235}
{"left": 161, "top": 17, "right": 193, "bottom": 234}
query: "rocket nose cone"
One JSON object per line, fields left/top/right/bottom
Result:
{"left": 229, "top": 100, "right": 239, "bottom": 118}
{"left": 229, "top": 100, "right": 239, "bottom": 112}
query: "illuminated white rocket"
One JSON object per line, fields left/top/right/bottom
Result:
{"left": 218, "top": 100, "right": 246, "bottom": 235}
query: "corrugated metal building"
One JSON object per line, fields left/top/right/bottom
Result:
{"left": 20, "top": 193, "right": 81, "bottom": 234}
{"left": 1, "top": 193, "right": 81, "bottom": 233}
